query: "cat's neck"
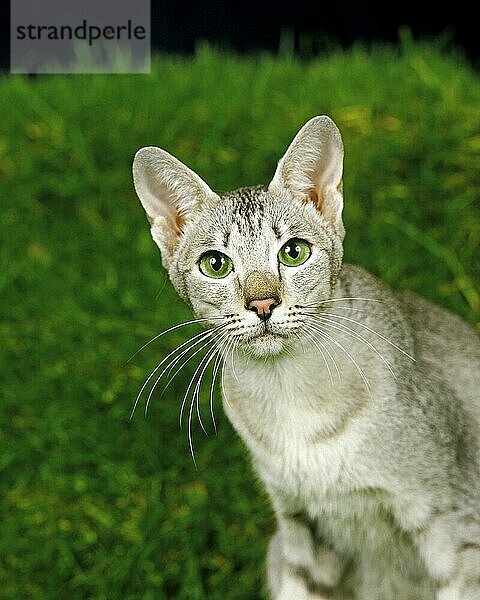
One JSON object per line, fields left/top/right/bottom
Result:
{"left": 221, "top": 266, "right": 400, "bottom": 457}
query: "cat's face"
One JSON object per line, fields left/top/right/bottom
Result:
{"left": 133, "top": 116, "right": 345, "bottom": 358}
{"left": 166, "top": 187, "right": 343, "bottom": 357}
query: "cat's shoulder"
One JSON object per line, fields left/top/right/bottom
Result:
{"left": 336, "top": 263, "right": 396, "bottom": 302}
{"left": 338, "top": 262, "right": 479, "bottom": 352}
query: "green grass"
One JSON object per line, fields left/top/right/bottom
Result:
{"left": 1, "top": 40, "right": 479, "bottom": 599}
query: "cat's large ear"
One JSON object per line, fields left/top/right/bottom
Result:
{"left": 133, "top": 147, "right": 218, "bottom": 264}
{"left": 268, "top": 115, "right": 345, "bottom": 239}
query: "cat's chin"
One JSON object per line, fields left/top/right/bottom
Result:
{"left": 243, "top": 333, "right": 286, "bottom": 358}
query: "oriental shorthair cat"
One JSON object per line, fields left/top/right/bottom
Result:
{"left": 132, "top": 116, "right": 480, "bottom": 599}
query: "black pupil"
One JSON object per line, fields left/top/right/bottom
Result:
{"left": 210, "top": 253, "right": 224, "bottom": 271}
{"left": 286, "top": 242, "right": 300, "bottom": 259}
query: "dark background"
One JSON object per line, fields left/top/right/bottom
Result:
{"left": 151, "top": 1, "right": 479, "bottom": 61}
{"left": 2, "top": 0, "right": 479, "bottom": 71}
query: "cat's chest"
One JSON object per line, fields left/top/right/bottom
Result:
{"left": 309, "top": 489, "right": 431, "bottom": 590}
{"left": 223, "top": 356, "right": 370, "bottom": 499}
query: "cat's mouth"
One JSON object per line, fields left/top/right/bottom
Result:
{"left": 252, "top": 320, "right": 284, "bottom": 338}
{"left": 221, "top": 309, "right": 300, "bottom": 357}
{"left": 253, "top": 330, "right": 279, "bottom": 340}
{"left": 240, "top": 322, "right": 292, "bottom": 357}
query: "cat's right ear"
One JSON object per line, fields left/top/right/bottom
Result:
{"left": 268, "top": 116, "right": 345, "bottom": 240}
{"left": 133, "top": 147, "right": 217, "bottom": 265}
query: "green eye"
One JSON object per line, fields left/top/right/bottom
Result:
{"left": 199, "top": 251, "right": 233, "bottom": 279}
{"left": 278, "top": 238, "right": 311, "bottom": 267}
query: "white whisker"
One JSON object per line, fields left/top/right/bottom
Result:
{"left": 319, "top": 306, "right": 369, "bottom": 315}
{"left": 180, "top": 330, "right": 232, "bottom": 465}
{"left": 144, "top": 326, "right": 227, "bottom": 419}
{"left": 131, "top": 322, "right": 230, "bottom": 420}
{"left": 303, "top": 327, "right": 333, "bottom": 386}
{"left": 299, "top": 326, "right": 336, "bottom": 386}
{"left": 321, "top": 311, "right": 415, "bottom": 362}
{"left": 301, "top": 297, "right": 384, "bottom": 309}
{"left": 187, "top": 391, "right": 198, "bottom": 469}
{"left": 192, "top": 333, "right": 230, "bottom": 436}
{"left": 307, "top": 314, "right": 396, "bottom": 379}
{"left": 208, "top": 334, "right": 238, "bottom": 431}
{"left": 221, "top": 337, "right": 237, "bottom": 411}
{"left": 127, "top": 316, "right": 223, "bottom": 363}
{"left": 209, "top": 352, "right": 223, "bottom": 434}
{"left": 150, "top": 335, "right": 214, "bottom": 420}
{"left": 305, "top": 321, "right": 371, "bottom": 395}
{"left": 321, "top": 297, "right": 384, "bottom": 305}
{"left": 130, "top": 327, "right": 221, "bottom": 420}
{"left": 178, "top": 330, "right": 229, "bottom": 427}
{"left": 230, "top": 341, "right": 240, "bottom": 383}
{"left": 130, "top": 310, "right": 241, "bottom": 465}
{"left": 159, "top": 327, "right": 227, "bottom": 406}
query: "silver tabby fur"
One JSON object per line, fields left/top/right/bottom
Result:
{"left": 133, "top": 116, "right": 480, "bottom": 599}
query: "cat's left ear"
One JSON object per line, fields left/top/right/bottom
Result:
{"left": 268, "top": 115, "right": 345, "bottom": 240}
{"left": 133, "top": 147, "right": 218, "bottom": 265}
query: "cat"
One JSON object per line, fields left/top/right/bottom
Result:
{"left": 132, "top": 116, "right": 480, "bottom": 599}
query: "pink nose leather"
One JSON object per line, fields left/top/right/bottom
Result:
{"left": 247, "top": 297, "right": 279, "bottom": 319}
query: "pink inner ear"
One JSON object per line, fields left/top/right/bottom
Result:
{"left": 302, "top": 184, "right": 324, "bottom": 214}
{"left": 146, "top": 209, "right": 182, "bottom": 235}
{"left": 305, "top": 178, "right": 343, "bottom": 215}
{"left": 173, "top": 212, "right": 186, "bottom": 236}
{"left": 308, "top": 187, "right": 321, "bottom": 209}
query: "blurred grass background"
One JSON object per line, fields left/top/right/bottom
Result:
{"left": 1, "top": 39, "right": 479, "bottom": 599}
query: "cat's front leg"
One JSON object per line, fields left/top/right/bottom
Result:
{"left": 434, "top": 545, "right": 480, "bottom": 600}
{"left": 415, "top": 511, "right": 480, "bottom": 600}
{"left": 266, "top": 510, "right": 341, "bottom": 600}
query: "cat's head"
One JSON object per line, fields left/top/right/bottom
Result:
{"left": 133, "top": 116, "right": 345, "bottom": 358}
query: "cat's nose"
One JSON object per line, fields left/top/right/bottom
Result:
{"left": 247, "top": 297, "right": 280, "bottom": 320}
